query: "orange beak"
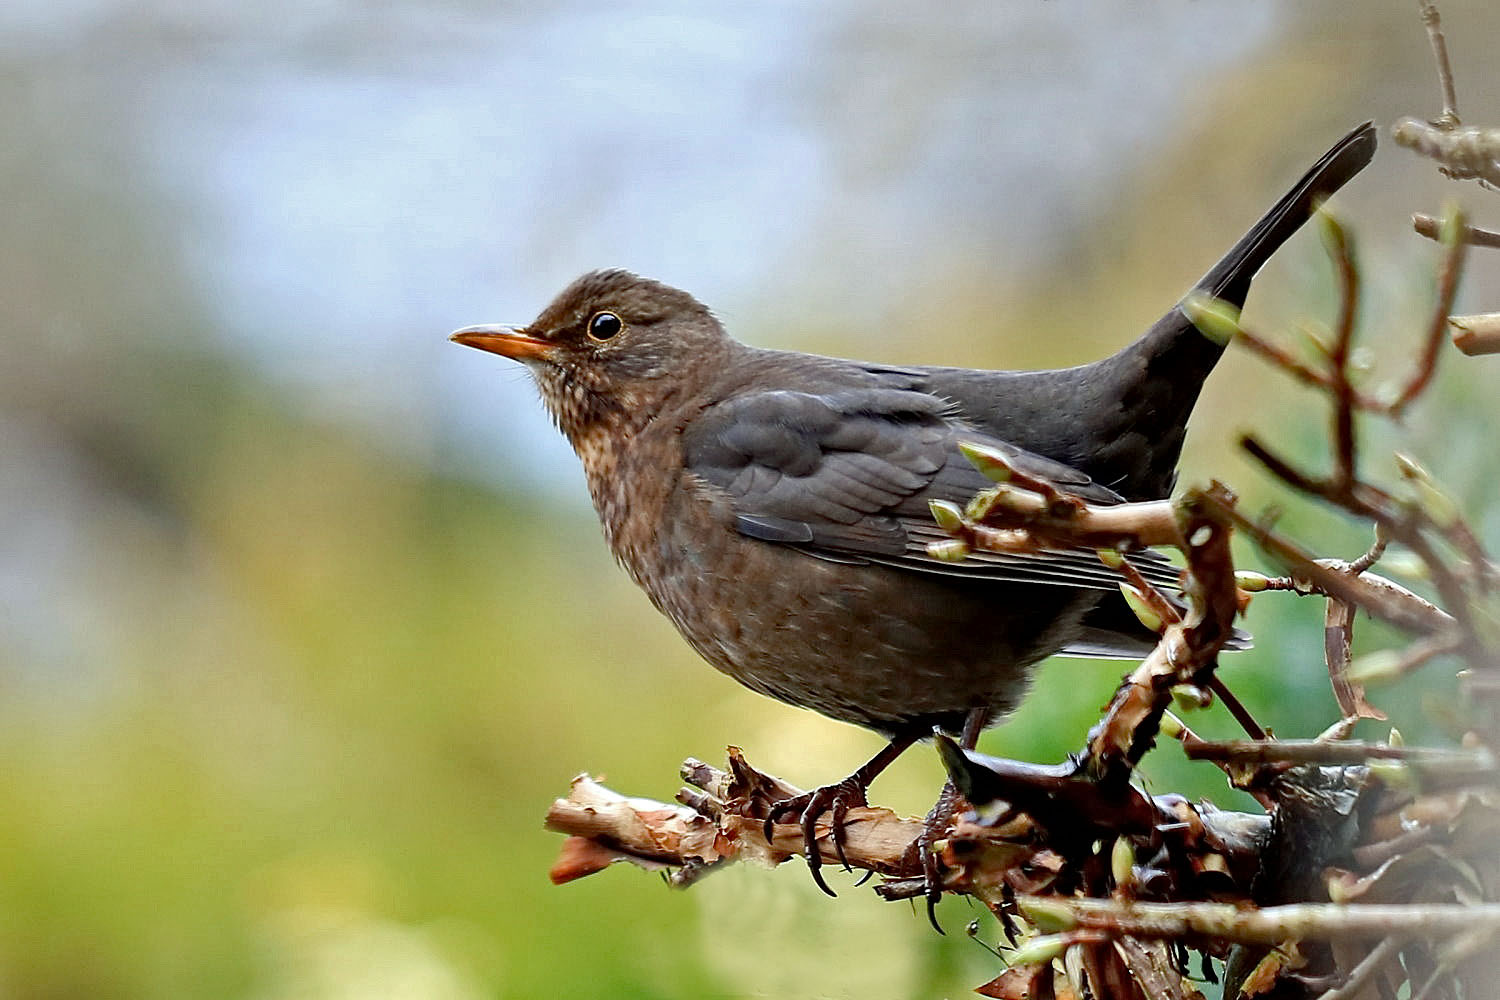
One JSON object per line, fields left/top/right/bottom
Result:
{"left": 449, "top": 324, "right": 554, "bottom": 362}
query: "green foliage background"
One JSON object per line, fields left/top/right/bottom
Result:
{"left": 2, "top": 3, "right": 1497, "bottom": 997}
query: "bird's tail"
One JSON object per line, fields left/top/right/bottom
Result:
{"left": 1086, "top": 122, "right": 1376, "bottom": 499}
{"left": 1192, "top": 120, "right": 1377, "bottom": 308}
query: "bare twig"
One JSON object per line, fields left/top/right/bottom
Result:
{"left": 1348, "top": 629, "right": 1465, "bottom": 687}
{"left": 1211, "top": 495, "right": 1454, "bottom": 636}
{"left": 1388, "top": 205, "right": 1467, "bottom": 417}
{"left": 1229, "top": 324, "right": 1385, "bottom": 410}
{"left": 1314, "top": 935, "right": 1401, "bottom": 1000}
{"left": 1419, "top": 0, "right": 1460, "bottom": 127}
{"left": 1413, "top": 213, "right": 1500, "bottom": 249}
{"left": 942, "top": 482, "right": 1184, "bottom": 552}
{"left": 1236, "top": 437, "right": 1485, "bottom": 667}
{"left": 1015, "top": 896, "right": 1500, "bottom": 946}
{"left": 1325, "top": 598, "right": 1386, "bottom": 721}
{"left": 1450, "top": 312, "right": 1500, "bottom": 355}
{"left": 1207, "top": 675, "right": 1268, "bottom": 740}
{"left": 1181, "top": 738, "right": 1494, "bottom": 773}
{"left": 1394, "top": 119, "right": 1500, "bottom": 189}
{"left": 544, "top": 758, "right": 926, "bottom": 887}
{"left": 1321, "top": 213, "right": 1360, "bottom": 485}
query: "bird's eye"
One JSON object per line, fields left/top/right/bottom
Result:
{"left": 587, "top": 311, "right": 623, "bottom": 342}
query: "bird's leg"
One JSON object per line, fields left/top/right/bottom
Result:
{"left": 919, "top": 707, "right": 988, "bottom": 932}
{"left": 763, "top": 733, "right": 918, "bottom": 897}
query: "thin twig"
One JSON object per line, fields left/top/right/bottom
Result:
{"left": 1348, "top": 528, "right": 1389, "bottom": 574}
{"left": 1349, "top": 630, "right": 1464, "bottom": 686}
{"left": 1207, "top": 675, "right": 1267, "bottom": 740}
{"left": 1321, "top": 213, "right": 1359, "bottom": 486}
{"left": 1419, "top": 0, "right": 1460, "bottom": 127}
{"left": 1325, "top": 598, "right": 1385, "bottom": 721}
{"left": 1181, "top": 738, "right": 1493, "bottom": 771}
{"left": 1238, "top": 437, "right": 1482, "bottom": 663}
{"left": 1231, "top": 326, "right": 1385, "bottom": 410}
{"left": 1450, "top": 313, "right": 1500, "bottom": 355}
{"left": 1314, "top": 935, "right": 1401, "bottom": 1000}
{"left": 1394, "top": 119, "right": 1500, "bottom": 188}
{"left": 1079, "top": 487, "right": 1240, "bottom": 787}
{"left": 1413, "top": 213, "right": 1500, "bottom": 249}
{"left": 1016, "top": 896, "right": 1500, "bottom": 945}
{"left": 1388, "top": 206, "right": 1467, "bottom": 418}
{"left": 1209, "top": 482, "right": 1453, "bottom": 637}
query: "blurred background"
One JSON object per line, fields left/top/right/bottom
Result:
{"left": 4, "top": 1, "right": 1499, "bottom": 997}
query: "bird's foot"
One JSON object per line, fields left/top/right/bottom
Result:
{"left": 910, "top": 780, "right": 963, "bottom": 933}
{"left": 763, "top": 775, "right": 870, "bottom": 897}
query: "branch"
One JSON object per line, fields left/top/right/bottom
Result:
{"left": 1181, "top": 738, "right": 1494, "bottom": 774}
{"left": 545, "top": 753, "right": 924, "bottom": 887}
{"left": 1450, "top": 312, "right": 1500, "bottom": 355}
{"left": 1413, "top": 212, "right": 1500, "bottom": 249}
{"left": 1419, "top": 0, "right": 1461, "bottom": 126}
{"left": 1016, "top": 896, "right": 1500, "bottom": 946}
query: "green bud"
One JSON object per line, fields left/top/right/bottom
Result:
{"left": 926, "top": 539, "right": 970, "bottom": 562}
{"left": 1378, "top": 549, "right": 1429, "bottom": 581}
{"left": 1119, "top": 584, "right": 1165, "bottom": 634}
{"left": 1181, "top": 292, "right": 1243, "bottom": 347}
{"left": 1235, "top": 571, "right": 1272, "bottom": 592}
{"left": 1160, "top": 711, "right": 1186, "bottom": 740}
{"left": 1096, "top": 548, "right": 1126, "bottom": 570}
{"left": 1171, "top": 684, "right": 1211, "bottom": 712}
{"left": 1394, "top": 452, "right": 1431, "bottom": 483}
{"left": 1007, "top": 933, "right": 1069, "bottom": 968}
{"left": 928, "top": 499, "right": 964, "bottom": 532}
{"left": 1439, "top": 201, "right": 1465, "bottom": 248}
{"left": 964, "top": 487, "right": 1000, "bottom": 521}
{"left": 1318, "top": 208, "right": 1351, "bottom": 261}
{"left": 958, "top": 441, "right": 1014, "bottom": 483}
{"left": 1110, "top": 837, "right": 1135, "bottom": 889}
{"left": 1387, "top": 727, "right": 1404, "bottom": 748}
{"left": 1346, "top": 649, "right": 1403, "bottom": 686}
{"left": 1368, "top": 760, "right": 1416, "bottom": 794}
{"left": 1391, "top": 117, "right": 1423, "bottom": 148}
{"left": 1018, "top": 897, "right": 1078, "bottom": 934}
{"left": 1413, "top": 478, "right": 1460, "bottom": 531}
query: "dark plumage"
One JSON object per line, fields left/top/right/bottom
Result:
{"left": 453, "top": 122, "right": 1376, "bottom": 891}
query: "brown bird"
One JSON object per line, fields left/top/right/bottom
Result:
{"left": 452, "top": 122, "right": 1375, "bottom": 898}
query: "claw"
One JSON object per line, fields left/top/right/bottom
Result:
{"left": 917, "top": 779, "right": 963, "bottom": 934}
{"left": 799, "top": 797, "right": 836, "bottom": 896}
{"left": 762, "top": 777, "right": 870, "bottom": 897}
{"left": 830, "top": 796, "right": 853, "bottom": 872}
{"left": 757, "top": 734, "right": 920, "bottom": 896}
{"left": 921, "top": 837, "right": 945, "bottom": 934}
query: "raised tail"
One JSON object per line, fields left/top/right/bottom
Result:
{"left": 1194, "top": 120, "right": 1377, "bottom": 307}
{"left": 1086, "top": 122, "right": 1377, "bottom": 499}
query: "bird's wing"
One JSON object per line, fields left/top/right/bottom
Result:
{"left": 682, "top": 387, "right": 1180, "bottom": 593}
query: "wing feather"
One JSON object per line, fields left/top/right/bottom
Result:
{"left": 684, "top": 386, "right": 1173, "bottom": 593}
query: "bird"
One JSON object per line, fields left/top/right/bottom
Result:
{"left": 452, "top": 122, "right": 1376, "bottom": 898}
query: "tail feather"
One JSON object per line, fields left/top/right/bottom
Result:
{"left": 1194, "top": 120, "right": 1377, "bottom": 307}
{"left": 1085, "top": 121, "right": 1377, "bottom": 499}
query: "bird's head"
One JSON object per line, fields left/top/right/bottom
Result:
{"left": 452, "top": 269, "right": 732, "bottom": 445}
